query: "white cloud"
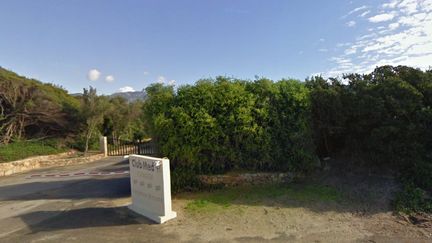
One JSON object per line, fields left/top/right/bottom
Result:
{"left": 143, "top": 71, "right": 150, "bottom": 75}
{"left": 382, "top": 0, "right": 399, "bottom": 8}
{"left": 157, "top": 76, "right": 166, "bottom": 84}
{"left": 105, "top": 75, "right": 115, "bottom": 83}
{"left": 155, "top": 75, "right": 177, "bottom": 85}
{"left": 318, "top": 48, "right": 329, "bottom": 52}
{"left": 398, "top": 0, "right": 418, "bottom": 14}
{"left": 389, "top": 22, "right": 400, "bottom": 30}
{"left": 343, "top": 5, "right": 368, "bottom": 18}
{"left": 369, "top": 13, "right": 396, "bottom": 23}
{"left": 346, "top": 20, "right": 356, "bottom": 27}
{"left": 345, "top": 47, "right": 357, "bottom": 55}
{"left": 326, "top": 0, "right": 432, "bottom": 77}
{"left": 337, "top": 42, "right": 351, "bottom": 47}
{"left": 87, "top": 69, "right": 101, "bottom": 81}
{"left": 349, "top": 5, "right": 368, "bottom": 14}
{"left": 359, "top": 10, "right": 371, "bottom": 17}
{"left": 319, "top": 38, "right": 325, "bottom": 42}
{"left": 119, "top": 86, "right": 135, "bottom": 93}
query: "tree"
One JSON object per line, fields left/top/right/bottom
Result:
{"left": 81, "top": 86, "right": 106, "bottom": 153}
{"left": 102, "top": 97, "right": 146, "bottom": 140}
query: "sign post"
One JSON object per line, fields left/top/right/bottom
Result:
{"left": 128, "top": 155, "right": 177, "bottom": 224}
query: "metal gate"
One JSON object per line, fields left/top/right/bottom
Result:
{"left": 107, "top": 137, "right": 158, "bottom": 156}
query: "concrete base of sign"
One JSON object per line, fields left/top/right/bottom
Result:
{"left": 129, "top": 204, "right": 177, "bottom": 224}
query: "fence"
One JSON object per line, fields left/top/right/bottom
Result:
{"left": 105, "top": 137, "right": 158, "bottom": 156}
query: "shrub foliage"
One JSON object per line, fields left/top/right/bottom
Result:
{"left": 143, "top": 77, "right": 318, "bottom": 175}
{"left": 306, "top": 66, "right": 432, "bottom": 212}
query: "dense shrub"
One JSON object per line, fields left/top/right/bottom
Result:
{"left": 307, "top": 66, "right": 432, "bottom": 212}
{"left": 143, "top": 78, "right": 318, "bottom": 176}
{"left": 171, "top": 167, "right": 203, "bottom": 193}
{"left": 308, "top": 66, "right": 432, "bottom": 167}
{"left": 394, "top": 184, "right": 432, "bottom": 213}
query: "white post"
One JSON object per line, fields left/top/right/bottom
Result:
{"left": 100, "top": 136, "right": 108, "bottom": 157}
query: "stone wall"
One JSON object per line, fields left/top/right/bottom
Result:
{"left": 198, "top": 172, "right": 294, "bottom": 187}
{"left": 0, "top": 151, "right": 105, "bottom": 177}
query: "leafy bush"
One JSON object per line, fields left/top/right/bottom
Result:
{"left": 394, "top": 183, "right": 432, "bottom": 213}
{"left": 144, "top": 78, "right": 318, "bottom": 176}
{"left": 307, "top": 66, "right": 432, "bottom": 212}
{"left": 171, "top": 166, "right": 203, "bottom": 193}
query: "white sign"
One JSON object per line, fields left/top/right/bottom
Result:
{"left": 128, "top": 155, "right": 177, "bottom": 224}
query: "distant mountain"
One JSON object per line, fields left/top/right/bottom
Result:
{"left": 109, "top": 90, "right": 147, "bottom": 102}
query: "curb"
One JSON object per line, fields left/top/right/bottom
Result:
{"left": 27, "top": 170, "right": 130, "bottom": 179}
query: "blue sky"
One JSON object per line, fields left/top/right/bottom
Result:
{"left": 1, "top": 0, "right": 431, "bottom": 94}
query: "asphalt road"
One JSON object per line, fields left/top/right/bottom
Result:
{"left": 0, "top": 156, "right": 179, "bottom": 243}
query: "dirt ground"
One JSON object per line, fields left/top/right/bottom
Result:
{"left": 163, "top": 161, "right": 432, "bottom": 242}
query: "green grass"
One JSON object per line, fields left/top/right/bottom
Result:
{"left": 0, "top": 140, "right": 68, "bottom": 163}
{"left": 185, "top": 183, "right": 343, "bottom": 213}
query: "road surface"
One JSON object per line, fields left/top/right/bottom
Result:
{"left": 0, "top": 156, "right": 180, "bottom": 242}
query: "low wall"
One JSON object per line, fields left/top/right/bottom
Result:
{"left": 198, "top": 172, "right": 294, "bottom": 187}
{"left": 0, "top": 151, "right": 105, "bottom": 177}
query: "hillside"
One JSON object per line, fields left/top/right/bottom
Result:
{"left": 0, "top": 67, "right": 80, "bottom": 144}
{"left": 109, "top": 90, "right": 147, "bottom": 102}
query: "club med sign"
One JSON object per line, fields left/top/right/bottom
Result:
{"left": 128, "top": 155, "right": 177, "bottom": 224}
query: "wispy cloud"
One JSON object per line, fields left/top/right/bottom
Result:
{"left": 342, "top": 5, "right": 369, "bottom": 18}
{"left": 325, "top": 0, "right": 432, "bottom": 77}
{"left": 359, "top": 10, "right": 371, "bottom": 17}
{"left": 346, "top": 20, "right": 356, "bottom": 27}
{"left": 382, "top": 0, "right": 399, "bottom": 9}
{"left": 369, "top": 13, "right": 396, "bottom": 23}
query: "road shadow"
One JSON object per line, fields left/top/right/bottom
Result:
{"left": 4, "top": 206, "right": 183, "bottom": 242}
{"left": 0, "top": 177, "right": 131, "bottom": 201}
{"left": 16, "top": 206, "right": 151, "bottom": 234}
{"left": 94, "top": 158, "right": 129, "bottom": 172}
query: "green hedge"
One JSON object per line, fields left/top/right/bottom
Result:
{"left": 144, "top": 77, "right": 318, "bottom": 176}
